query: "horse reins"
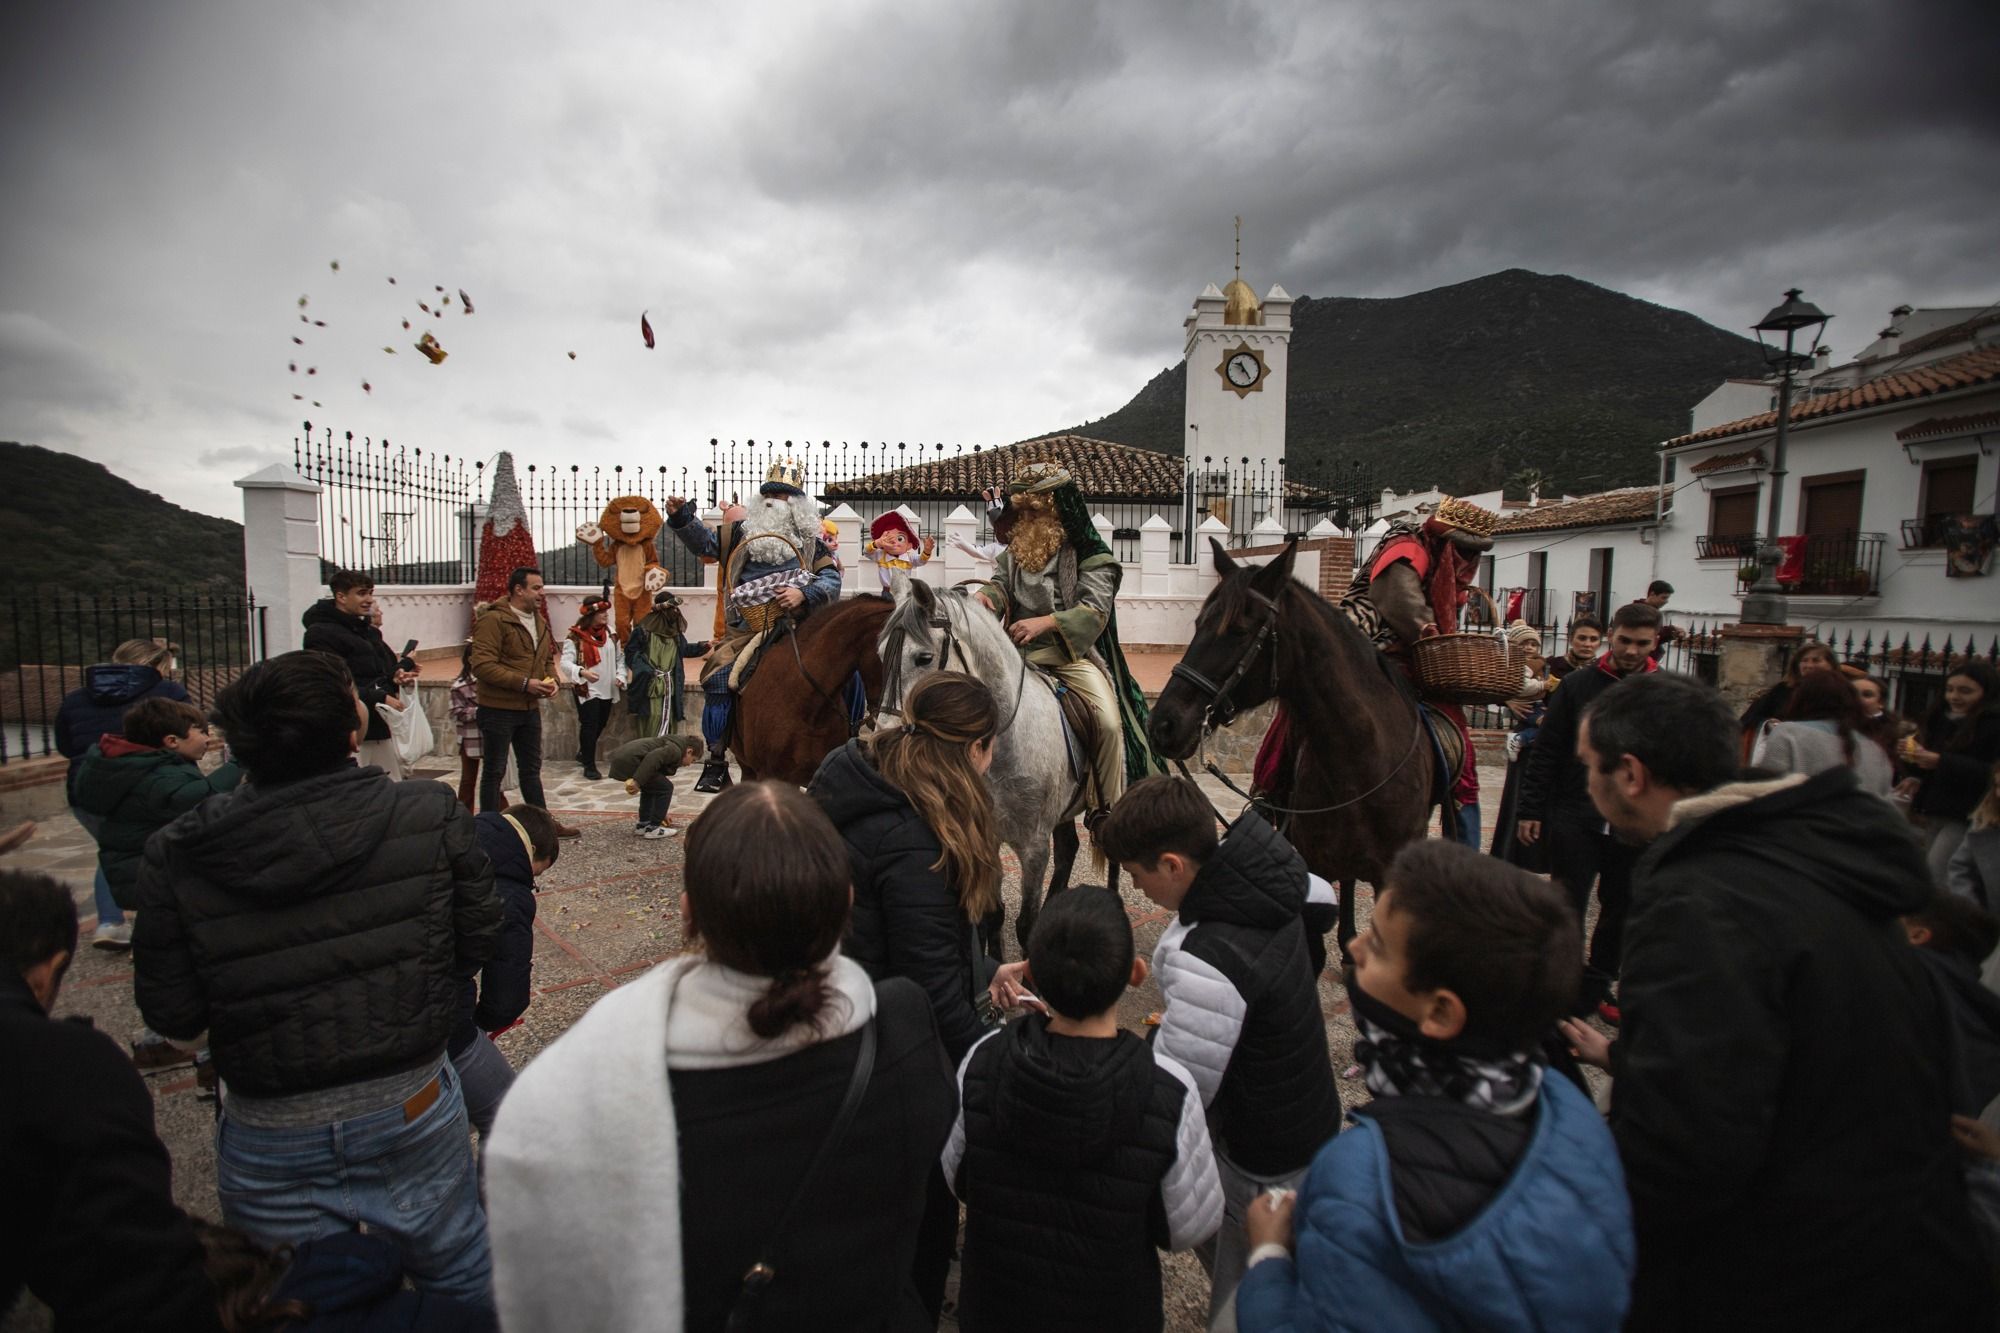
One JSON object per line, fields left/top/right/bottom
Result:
{"left": 879, "top": 586, "right": 1029, "bottom": 735}
{"left": 1168, "top": 586, "right": 1427, "bottom": 818}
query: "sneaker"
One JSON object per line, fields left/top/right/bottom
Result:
{"left": 692, "top": 757, "right": 732, "bottom": 794}
{"left": 1596, "top": 1000, "right": 1623, "bottom": 1026}
{"left": 634, "top": 822, "right": 655, "bottom": 837}
{"left": 557, "top": 823, "right": 583, "bottom": 839}
{"left": 639, "top": 824, "right": 676, "bottom": 840}
{"left": 130, "top": 1037, "right": 193, "bottom": 1071}
{"left": 91, "top": 922, "right": 133, "bottom": 951}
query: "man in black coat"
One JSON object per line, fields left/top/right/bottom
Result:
{"left": 1, "top": 869, "right": 223, "bottom": 1331}
{"left": 1515, "top": 600, "right": 1660, "bottom": 1017}
{"left": 134, "top": 650, "right": 501, "bottom": 1309}
{"left": 1561, "top": 673, "right": 1991, "bottom": 1332}
{"left": 301, "top": 569, "right": 413, "bottom": 778}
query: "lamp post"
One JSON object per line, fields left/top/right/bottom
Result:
{"left": 1740, "top": 288, "right": 1831, "bottom": 626}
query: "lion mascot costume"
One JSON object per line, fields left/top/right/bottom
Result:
{"left": 576, "top": 496, "right": 669, "bottom": 641}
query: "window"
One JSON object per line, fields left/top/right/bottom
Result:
{"left": 1913, "top": 455, "right": 1981, "bottom": 547}
{"left": 1801, "top": 469, "right": 1865, "bottom": 537}
{"left": 1588, "top": 547, "right": 1614, "bottom": 612}
{"left": 1522, "top": 551, "right": 1548, "bottom": 625}
{"left": 1702, "top": 486, "right": 1758, "bottom": 558}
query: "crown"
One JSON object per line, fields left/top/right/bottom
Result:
{"left": 1433, "top": 495, "right": 1498, "bottom": 537}
{"left": 763, "top": 457, "right": 807, "bottom": 492}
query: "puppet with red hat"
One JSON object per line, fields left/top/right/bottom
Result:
{"left": 862, "top": 510, "right": 935, "bottom": 590}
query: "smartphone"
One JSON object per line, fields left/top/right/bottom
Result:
{"left": 402, "top": 639, "right": 419, "bottom": 656}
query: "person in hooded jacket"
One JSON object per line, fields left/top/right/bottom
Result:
{"left": 1559, "top": 672, "right": 1991, "bottom": 1332}
{"left": 948, "top": 886, "right": 1222, "bottom": 1333}
{"left": 449, "top": 806, "right": 558, "bottom": 1142}
{"left": 301, "top": 571, "right": 413, "bottom": 779}
{"left": 132, "top": 650, "right": 503, "bottom": 1309}
{"left": 52, "top": 636, "right": 188, "bottom": 949}
{"left": 1084, "top": 775, "right": 1343, "bottom": 1325}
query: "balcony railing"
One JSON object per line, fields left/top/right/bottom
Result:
{"left": 1902, "top": 513, "right": 1996, "bottom": 549}
{"left": 1696, "top": 532, "right": 1758, "bottom": 559}
{"left": 1733, "top": 532, "right": 1886, "bottom": 597}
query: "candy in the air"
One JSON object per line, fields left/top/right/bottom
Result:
{"left": 442, "top": 294, "right": 451, "bottom": 306}
{"left": 292, "top": 336, "right": 304, "bottom": 345}
{"left": 388, "top": 276, "right": 397, "bottom": 284}
{"left": 292, "top": 393, "right": 303, "bottom": 400}
{"left": 299, "top": 314, "right": 308, "bottom": 323}
{"left": 288, "top": 362, "right": 296, "bottom": 372}
{"left": 306, "top": 367, "right": 317, "bottom": 376}
{"left": 330, "top": 260, "right": 340, "bottom": 272}
{"left": 298, "top": 295, "right": 308, "bottom": 308}
{"left": 567, "top": 351, "right": 577, "bottom": 360}
{"left": 312, "top": 319, "right": 326, "bottom": 327}
{"left": 382, "top": 345, "right": 397, "bottom": 354}
{"left": 419, "top": 302, "right": 432, "bottom": 315}
{"left": 435, "top": 285, "right": 444, "bottom": 292}
{"left": 459, "top": 289, "right": 474, "bottom": 314}
{"left": 362, "top": 380, "right": 372, "bottom": 393}
{"left": 416, "top": 332, "right": 448, "bottom": 365}
{"left": 402, "top": 319, "right": 411, "bottom": 330}
{"left": 312, "top": 400, "right": 321, "bottom": 407}
{"left": 641, "top": 311, "right": 655, "bottom": 349}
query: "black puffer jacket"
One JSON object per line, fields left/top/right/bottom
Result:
{"left": 53, "top": 663, "right": 189, "bottom": 791}
{"left": 808, "top": 740, "right": 989, "bottom": 1061}
{"left": 953, "top": 1018, "right": 1203, "bottom": 1333}
{"left": 1154, "top": 812, "right": 1342, "bottom": 1176}
{"left": 132, "top": 767, "right": 501, "bottom": 1097}
{"left": 1517, "top": 656, "right": 1652, "bottom": 829}
{"left": 300, "top": 598, "right": 400, "bottom": 742}
{"left": 1610, "top": 768, "right": 1991, "bottom": 1331}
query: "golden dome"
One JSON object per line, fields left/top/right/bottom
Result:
{"left": 1222, "top": 277, "right": 1261, "bottom": 326}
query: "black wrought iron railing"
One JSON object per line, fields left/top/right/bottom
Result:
{"left": 1696, "top": 532, "right": 1758, "bottom": 560}
{"left": 1902, "top": 513, "right": 1996, "bottom": 549}
{"left": 1, "top": 591, "right": 265, "bottom": 764}
{"left": 1731, "top": 532, "right": 1886, "bottom": 597}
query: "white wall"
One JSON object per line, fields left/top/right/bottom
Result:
{"left": 1485, "top": 524, "right": 1659, "bottom": 625}
{"left": 1183, "top": 285, "right": 1291, "bottom": 478}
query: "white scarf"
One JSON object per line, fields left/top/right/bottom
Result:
{"left": 485, "top": 952, "right": 876, "bottom": 1333}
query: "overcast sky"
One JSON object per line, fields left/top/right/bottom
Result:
{"left": 2, "top": 0, "right": 1994, "bottom": 520}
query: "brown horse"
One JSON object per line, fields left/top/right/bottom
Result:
{"left": 1147, "top": 539, "right": 1435, "bottom": 954}
{"left": 730, "top": 594, "right": 891, "bottom": 786}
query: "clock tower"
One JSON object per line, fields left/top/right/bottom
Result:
{"left": 1182, "top": 220, "right": 1292, "bottom": 494}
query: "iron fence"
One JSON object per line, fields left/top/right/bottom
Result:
{"left": 1, "top": 590, "right": 265, "bottom": 764}
{"left": 295, "top": 425, "right": 475, "bottom": 585}
{"left": 1729, "top": 532, "right": 1887, "bottom": 597}
{"left": 1803, "top": 625, "right": 2000, "bottom": 723}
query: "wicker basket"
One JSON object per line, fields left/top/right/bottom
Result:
{"left": 727, "top": 533, "right": 810, "bottom": 634}
{"left": 1410, "top": 587, "right": 1525, "bottom": 705}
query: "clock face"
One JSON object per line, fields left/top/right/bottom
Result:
{"left": 1226, "top": 352, "right": 1260, "bottom": 387}
{"left": 1215, "top": 342, "right": 1268, "bottom": 397}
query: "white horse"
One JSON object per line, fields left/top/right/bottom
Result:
{"left": 879, "top": 575, "right": 1109, "bottom": 958}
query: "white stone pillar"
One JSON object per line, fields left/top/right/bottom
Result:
{"left": 1250, "top": 512, "right": 1287, "bottom": 548}
{"left": 1307, "top": 518, "right": 1340, "bottom": 540}
{"left": 1141, "top": 514, "right": 1172, "bottom": 596}
{"left": 942, "top": 504, "right": 979, "bottom": 584}
{"left": 236, "top": 464, "right": 324, "bottom": 658}
{"left": 699, "top": 507, "right": 725, "bottom": 590}
{"left": 1092, "top": 512, "right": 1115, "bottom": 561}
{"left": 827, "top": 503, "right": 864, "bottom": 593}
{"left": 1195, "top": 515, "right": 1230, "bottom": 587}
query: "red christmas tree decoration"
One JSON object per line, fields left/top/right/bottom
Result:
{"left": 474, "top": 452, "right": 542, "bottom": 609}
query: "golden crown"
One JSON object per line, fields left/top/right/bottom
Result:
{"left": 763, "top": 457, "right": 807, "bottom": 492}
{"left": 1434, "top": 495, "right": 1498, "bottom": 537}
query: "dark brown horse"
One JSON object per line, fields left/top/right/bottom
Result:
{"left": 731, "top": 594, "right": 892, "bottom": 786}
{"left": 1147, "top": 539, "right": 1434, "bottom": 953}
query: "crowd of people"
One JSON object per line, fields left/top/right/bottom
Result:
{"left": 10, "top": 559, "right": 2000, "bottom": 1330}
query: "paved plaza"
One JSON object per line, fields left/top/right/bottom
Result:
{"left": 6, "top": 753, "right": 1574, "bottom": 1333}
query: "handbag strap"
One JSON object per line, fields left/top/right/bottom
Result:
{"left": 725, "top": 1017, "right": 878, "bottom": 1333}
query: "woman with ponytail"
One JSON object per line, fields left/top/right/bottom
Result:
{"left": 485, "top": 781, "right": 955, "bottom": 1333}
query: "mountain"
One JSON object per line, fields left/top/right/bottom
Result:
{"left": 1065, "top": 269, "right": 1770, "bottom": 498}
{"left": 0, "top": 442, "right": 246, "bottom": 593}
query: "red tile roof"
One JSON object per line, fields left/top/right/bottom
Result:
{"left": 1689, "top": 446, "right": 1767, "bottom": 474}
{"left": 1896, "top": 410, "right": 2000, "bottom": 442}
{"left": 822, "top": 434, "right": 1333, "bottom": 506}
{"left": 1494, "top": 486, "right": 1668, "bottom": 534}
{"left": 1664, "top": 346, "right": 2000, "bottom": 448}
{"left": 1894, "top": 311, "right": 2000, "bottom": 359}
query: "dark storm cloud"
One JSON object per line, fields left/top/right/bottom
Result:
{"left": 0, "top": 0, "right": 1991, "bottom": 518}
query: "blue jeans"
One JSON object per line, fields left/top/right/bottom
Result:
{"left": 71, "top": 806, "right": 124, "bottom": 926}
{"left": 216, "top": 1061, "right": 492, "bottom": 1308}
{"left": 448, "top": 1032, "right": 516, "bottom": 1140}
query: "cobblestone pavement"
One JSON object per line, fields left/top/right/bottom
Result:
{"left": 7, "top": 755, "right": 1605, "bottom": 1333}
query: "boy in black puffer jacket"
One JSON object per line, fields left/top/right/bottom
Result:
{"left": 952, "top": 887, "right": 1221, "bottom": 1333}
{"left": 451, "top": 805, "right": 559, "bottom": 1141}
{"left": 1088, "top": 775, "right": 1343, "bottom": 1325}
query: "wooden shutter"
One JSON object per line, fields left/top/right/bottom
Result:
{"left": 1802, "top": 472, "right": 1865, "bottom": 537}
{"left": 1924, "top": 458, "right": 1978, "bottom": 519}
{"left": 1709, "top": 488, "right": 1758, "bottom": 536}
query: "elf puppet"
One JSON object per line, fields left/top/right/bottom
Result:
{"left": 862, "top": 511, "right": 935, "bottom": 591}
{"left": 576, "top": 495, "right": 670, "bottom": 640}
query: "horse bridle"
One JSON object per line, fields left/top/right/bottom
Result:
{"left": 1168, "top": 588, "right": 1281, "bottom": 729}
{"left": 879, "top": 586, "right": 1028, "bottom": 734}
{"left": 1168, "top": 585, "right": 1427, "bottom": 819}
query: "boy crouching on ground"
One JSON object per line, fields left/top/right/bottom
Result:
{"left": 451, "top": 804, "right": 561, "bottom": 1140}
{"left": 949, "top": 886, "right": 1222, "bottom": 1333}
{"left": 1237, "top": 840, "right": 1635, "bottom": 1333}
{"left": 1082, "top": 774, "right": 1344, "bottom": 1323}
{"left": 606, "top": 733, "right": 703, "bottom": 839}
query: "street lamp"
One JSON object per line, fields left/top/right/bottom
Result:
{"left": 1740, "top": 287, "right": 1832, "bottom": 625}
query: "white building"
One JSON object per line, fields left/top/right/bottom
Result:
{"left": 1480, "top": 304, "right": 2000, "bottom": 652}
{"left": 1182, "top": 252, "right": 1293, "bottom": 485}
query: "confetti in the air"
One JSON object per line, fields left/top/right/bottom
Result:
{"left": 641, "top": 311, "right": 655, "bottom": 349}
{"left": 416, "top": 332, "right": 448, "bottom": 365}
{"left": 459, "top": 289, "right": 474, "bottom": 314}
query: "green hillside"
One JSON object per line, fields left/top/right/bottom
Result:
{"left": 0, "top": 442, "right": 245, "bottom": 593}
{"left": 1067, "top": 269, "right": 1769, "bottom": 498}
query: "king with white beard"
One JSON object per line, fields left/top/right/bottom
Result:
{"left": 663, "top": 457, "right": 842, "bottom": 791}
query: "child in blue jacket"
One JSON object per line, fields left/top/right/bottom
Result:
{"left": 451, "top": 805, "right": 559, "bottom": 1140}
{"left": 1236, "top": 840, "right": 1634, "bottom": 1333}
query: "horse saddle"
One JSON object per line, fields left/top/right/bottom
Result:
{"left": 1043, "top": 672, "right": 1099, "bottom": 788}
{"left": 1419, "top": 703, "right": 1467, "bottom": 808}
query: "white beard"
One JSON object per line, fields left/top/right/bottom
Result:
{"left": 742, "top": 494, "right": 820, "bottom": 566}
